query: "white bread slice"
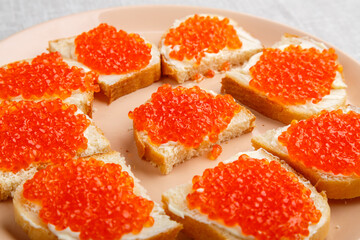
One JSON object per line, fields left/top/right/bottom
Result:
{"left": 134, "top": 103, "right": 256, "bottom": 175}
{"left": 159, "top": 14, "right": 263, "bottom": 83}
{"left": 162, "top": 149, "right": 330, "bottom": 240}
{"left": 0, "top": 57, "right": 98, "bottom": 116}
{"left": 0, "top": 106, "right": 110, "bottom": 201}
{"left": 221, "top": 34, "right": 347, "bottom": 124}
{"left": 49, "top": 35, "right": 161, "bottom": 103}
{"left": 13, "top": 151, "right": 182, "bottom": 240}
{"left": 252, "top": 105, "right": 360, "bottom": 199}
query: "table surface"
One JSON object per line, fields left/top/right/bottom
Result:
{"left": 0, "top": 0, "right": 360, "bottom": 62}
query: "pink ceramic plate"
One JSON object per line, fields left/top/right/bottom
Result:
{"left": 0, "top": 5, "right": 359, "bottom": 240}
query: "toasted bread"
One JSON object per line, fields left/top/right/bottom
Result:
{"left": 221, "top": 34, "right": 347, "bottom": 124}
{"left": 159, "top": 14, "right": 263, "bottom": 83}
{"left": 252, "top": 105, "right": 360, "bottom": 199}
{"left": 162, "top": 149, "right": 330, "bottom": 240}
{"left": 131, "top": 85, "right": 256, "bottom": 174}
{"left": 0, "top": 55, "right": 99, "bottom": 116}
{"left": 49, "top": 25, "right": 161, "bottom": 103}
{"left": 13, "top": 151, "right": 182, "bottom": 240}
{"left": 0, "top": 101, "right": 110, "bottom": 201}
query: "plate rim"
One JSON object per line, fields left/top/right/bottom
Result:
{"left": 0, "top": 4, "right": 358, "bottom": 240}
{"left": 1, "top": 4, "right": 359, "bottom": 66}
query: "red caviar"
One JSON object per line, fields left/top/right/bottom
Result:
{"left": 220, "top": 61, "right": 231, "bottom": 72}
{"left": 249, "top": 45, "right": 339, "bottom": 105}
{"left": 208, "top": 144, "right": 222, "bottom": 160}
{"left": 187, "top": 154, "right": 321, "bottom": 240}
{"left": 0, "top": 100, "right": 90, "bottom": 173}
{"left": 204, "top": 69, "right": 215, "bottom": 78}
{"left": 279, "top": 109, "right": 360, "bottom": 176}
{"left": 23, "top": 158, "right": 154, "bottom": 240}
{"left": 193, "top": 73, "right": 203, "bottom": 82}
{"left": 0, "top": 52, "right": 99, "bottom": 100}
{"left": 164, "top": 15, "right": 242, "bottom": 64}
{"left": 75, "top": 23, "right": 152, "bottom": 75}
{"left": 129, "top": 84, "right": 241, "bottom": 148}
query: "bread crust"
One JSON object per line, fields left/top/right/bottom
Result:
{"left": 161, "top": 55, "right": 183, "bottom": 83}
{"left": 1, "top": 59, "right": 95, "bottom": 117}
{"left": 162, "top": 150, "right": 330, "bottom": 240}
{"left": 222, "top": 76, "right": 302, "bottom": 124}
{"left": 159, "top": 15, "right": 263, "bottom": 83}
{"left": 14, "top": 191, "right": 182, "bottom": 240}
{"left": 162, "top": 202, "right": 230, "bottom": 240}
{"left": 161, "top": 48, "right": 262, "bottom": 84}
{"left": 0, "top": 91, "right": 94, "bottom": 117}
{"left": 221, "top": 76, "right": 346, "bottom": 124}
{"left": 221, "top": 35, "right": 347, "bottom": 124}
{"left": 0, "top": 167, "right": 38, "bottom": 201}
{"left": 0, "top": 115, "right": 110, "bottom": 201}
{"left": 49, "top": 36, "right": 161, "bottom": 104}
{"left": 13, "top": 191, "right": 57, "bottom": 240}
{"left": 13, "top": 152, "right": 182, "bottom": 240}
{"left": 101, "top": 60, "right": 161, "bottom": 104}
{"left": 252, "top": 135, "right": 360, "bottom": 199}
{"left": 81, "top": 91, "right": 94, "bottom": 117}
{"left": 163, "top": 191, "right": 330, "bottom": 240}
{"left": 134, "top": 128, "right": 167, "bottom": 172}
{"left": 144, "top": 226, "right": 182, "bottom": 240}
{"left": 133, "top": 107, "right": 256, "bottom": 175}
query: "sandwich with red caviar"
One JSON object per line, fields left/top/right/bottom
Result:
{"left": 252, "top": 105, "right": 360, "bottom": 199}
{"left": 0, "top": 99, "right": 110, "bottom": 200}
{"left": 13, "top": 151, "right": 182, "bottom": 240}
{"left": 162, "top": 148, "right": 330, "bottom": 240}
{"left": 160, "top": 14, "right": 263, "bottom": 83}
{"left": 49, "top": 23, "right": 161, "bottom": 103}
{"left": 0, "top": 52, "right": 99, "bottom": 116}
{"left": 129, "top": 84, "right": 256, "bottom": 174}
{"left": 221, "top": 34, "right": 347, "bottom": 124}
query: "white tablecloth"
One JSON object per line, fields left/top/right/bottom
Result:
{"left": 0, "top": 0, "right": 359, "bottom": 62}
